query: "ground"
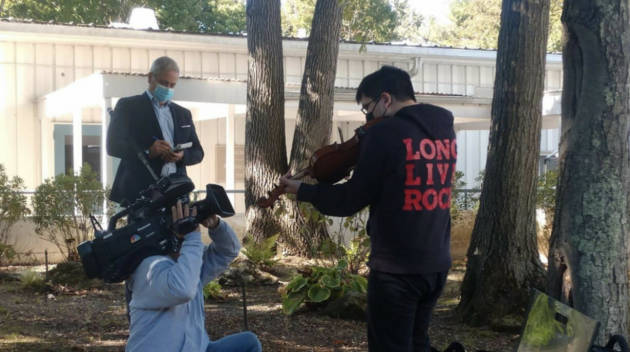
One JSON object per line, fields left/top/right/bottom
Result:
{"left": 0, "top": 261, "right": 517, "bottom": 352}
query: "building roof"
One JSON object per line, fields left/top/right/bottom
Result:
{"left": 0, "top": 17, "right": 563, "bottom": 62}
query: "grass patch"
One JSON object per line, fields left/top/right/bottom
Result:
{"left": 19, "top": 271, "right": 50, "bottom": 293}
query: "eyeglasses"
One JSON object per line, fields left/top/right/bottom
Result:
{"left": 360, "top": 96, "right": 382, "bottom": 116}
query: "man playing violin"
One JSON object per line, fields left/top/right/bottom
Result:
{"left": 280, "top": 65, "right": 457, "bottom": 352}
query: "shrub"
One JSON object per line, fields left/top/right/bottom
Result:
{"left": 203, "top": 280, "right": 224, "bottom": 300}
{"left": 0, "top": 244, "right": 16, "bottom": 265}
{"left": 48, "top": 261, "right": 103, "bottom": 290}
{"left": 0, "top": 164, "right": 30, "bottom": 265}
{"left": 282, "top": 259, "right": 367, "bottom": 319}
{"left": 316, "top": 207, "right": 370, "bottom": 274}
{"left": 242, "top": 233, "right": 279, "bottom": 270}
{"left": 32, "top": 164, "right": 112, "bottom": 261}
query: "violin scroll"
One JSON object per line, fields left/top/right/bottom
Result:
{"left": 256, "top": 169, "right": 308, "bottom": 209}
{"left": 256, "top": 184, "right": 285, "bottom": 208}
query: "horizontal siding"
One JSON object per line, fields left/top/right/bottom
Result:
{"left": 0, "top": 31, "right": 563, "bottom": 190}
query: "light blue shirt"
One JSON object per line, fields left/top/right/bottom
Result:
{"left": 125, "top": 220, "right": 241, "bottom": 352}
{"left": 145, "top": 90, "right": 177, "bottom": 177}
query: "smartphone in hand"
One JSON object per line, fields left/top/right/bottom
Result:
{"left": 173, "top": 142, "right": 192, "bottom": 152}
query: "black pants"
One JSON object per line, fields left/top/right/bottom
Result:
{"left": 367, "top": 270, "right": 447, "bottom": 352}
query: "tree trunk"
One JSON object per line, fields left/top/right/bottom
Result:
{"left": 281, "top": 0, "right": 344, "bottom": 255}
{"left": 547, "top": 0, "right": 629, "bottom": 343}
{"left": 457, "top": 0, "right": 549, "bottom": 327}
{"left": 244, "top": 0, "right": 287, "bottom": 243}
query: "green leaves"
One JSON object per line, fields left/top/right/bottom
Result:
{"left": 4, "top": 0, "right": 247, "bottom": 35}
{"left": 281, "top": 0, "right": 422, "bottom": 43}
{"left": 0, "top": 164, "right": 30, "bottom": 247}
{"left": 282, "top": 291, "right": 306, "bottom": 315}
{"left": 32, "top": 163, "right": 110, "bottom": 261}
{"left": 281, "top": 261, "right": 367, "bottom": 317}
{"left": 286, "top": 274, "right": 308, "bottom": 292}
{"left": 203, "top": 280, "right": 224, "bottom": 300}
{"left": 320, "top": 274, "right": 340, "bottom": 289}
{"left": 242, "top": 233, "right": 279, "bottom": 270}
{"left": 307, "top": 285, "right": 331, "bottom": 302}
{"left": 423, "top": 0, "right": 564, "bottom": 52}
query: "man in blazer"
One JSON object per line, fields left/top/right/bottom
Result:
{"left": 107, "top": 56, "right": 204, "bottom": 205}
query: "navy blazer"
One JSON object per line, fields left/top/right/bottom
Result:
{"left": 107, "top": 92, "right": 204, "bottom": 204}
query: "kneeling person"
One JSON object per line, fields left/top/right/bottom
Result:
{"left": 126, "top": 202, "right": 262, "bottom": 352}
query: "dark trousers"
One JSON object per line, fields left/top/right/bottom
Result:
{"left": 367, "top": 270, "right": 447, "bottom": 352}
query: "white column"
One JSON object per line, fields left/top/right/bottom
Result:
{"left": 100, "top": 98, "right": 113, "bottom": 224}
{"left": 39, "top": 103, "right": 53, "bottom": 181}
{"left": 100, "top": 98, "right": 113, "bottom": 187}
{"left": 72, "top": 106, "right": 83, "bottom": 175}
{"left": 225, "top": 104, "right": 235, "bottom": 205}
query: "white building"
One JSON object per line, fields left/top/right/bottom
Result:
{"left": 0, "top": 18, "right": 562, "bottom": 212}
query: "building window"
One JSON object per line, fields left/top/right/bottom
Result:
{"left": 53, "top": 124, "right": 102, "bottom": 177}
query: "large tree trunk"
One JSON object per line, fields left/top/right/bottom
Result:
{"left": 280, "top": 0, "right": 344, "bottom": 255}
{"left": 547, "top": 0, "right": 629, "bottom": 343}
{"left": 457, "top": 0, "right": 549, "bottom": 327}
{"left": 244, "top": 0, "right": 287, "bottom": 242}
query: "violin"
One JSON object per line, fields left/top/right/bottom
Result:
{"left": 256, "top": 117, "right": 385, "bottom": 208}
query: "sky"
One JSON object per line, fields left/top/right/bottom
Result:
{"left": 409, "top": 0, "right": 454, "bottom": 25}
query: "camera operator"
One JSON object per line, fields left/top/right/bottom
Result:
{"left": 125, "top": 201, "right": 262, "bottom": 352}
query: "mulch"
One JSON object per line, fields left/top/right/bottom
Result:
{"left": 0, "top": 264, "right": 518, "bottom": 351}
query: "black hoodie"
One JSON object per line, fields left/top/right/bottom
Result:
{"left": 298, "top": 103, "right": 456, "bottom": 274}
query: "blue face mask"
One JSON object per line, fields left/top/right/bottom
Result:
{"left": 153, "top": 84, "right": 174, "bottom": 102}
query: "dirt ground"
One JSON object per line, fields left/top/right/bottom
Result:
{"left": 0, "top": 261, "right": 518, "bottom": 352}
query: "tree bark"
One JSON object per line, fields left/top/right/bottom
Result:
{"left": 244, "top": 0, "right": 287, "bottom": 243}
{"left": 457, "top": 0, "right": 549, "bottom": 327}
{"left": 281, "top": 0, "right": 344, "bottom": 255}
{"left": 547, "top": 0, "right": 629, "bottom": 343}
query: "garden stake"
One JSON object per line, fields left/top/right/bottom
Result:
{"left": 45, "top": 249, "right": 48, "bottom": 280}
{"left": 241, "top": 279, "right": 249, "bottom": 331}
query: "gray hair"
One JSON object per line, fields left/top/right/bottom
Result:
{"left": 150, "top": 56, "right": 180, "bottom": 75}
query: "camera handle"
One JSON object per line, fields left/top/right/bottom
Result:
{"left": 137, "top": 150, "right": 160, "bottom": 182}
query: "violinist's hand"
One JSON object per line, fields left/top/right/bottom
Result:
{"left": 279, "top": 173, "right": 301, "bottom": 195}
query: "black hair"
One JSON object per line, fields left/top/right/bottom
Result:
{"left": 355, "top": 65, "right": 416, "bottom": 103}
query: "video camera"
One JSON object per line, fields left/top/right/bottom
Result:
{"left": 77, "top": 175, "right": 235, "bottom": 283}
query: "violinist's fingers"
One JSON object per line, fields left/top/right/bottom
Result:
{"left": 176, "top": 200, "right": 183, "bottom": 219}
{"left": 282, "top": 171, "right": 293, "bottom": 179}
{"left": 281, "top": 178, "right": 301, "bottom": 195}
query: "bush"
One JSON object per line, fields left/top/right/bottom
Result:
{"left": 0, "top": 164, "right": 30, "bottom": 265}
{"left": 242, "top": 233, "right": 279, "bottom": 270}
{"left": 282, "top": 259, "right": 367, "bottom": 319}
{"left": 315, "top": 207, "right": 370, "bottom": 275}
{"left": 47, "top": 261, "right": 103, "bottom": 289}
{"left": 203, "top": 280, "right": 224, "bottom": 300}
{"left": 0, "top": 244, "right": 16, "bottom": 265}
{"left": 32, "top": 164, "right": 112, "bottom": 261}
